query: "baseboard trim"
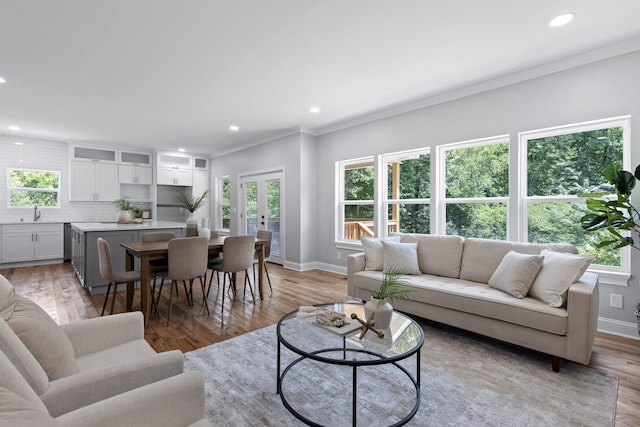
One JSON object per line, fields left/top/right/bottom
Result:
{"left": 597, "top": 316, "right": 639, "bottom": 340}
{"left": 315, "top": 262, "right": 347, "bottom": 275}
{"left": 283, "top": 261, "right": 317, "bottom": 271}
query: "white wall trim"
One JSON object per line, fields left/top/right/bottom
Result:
{"left": 597, "top": 316, "right": 639, "bottom": 340}
{"left": 315, "top": 262, "right": 347, "bottom": 276}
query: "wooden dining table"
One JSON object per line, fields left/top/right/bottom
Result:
{"left": 120, "top": 236, "right": 269, "bottom": 323}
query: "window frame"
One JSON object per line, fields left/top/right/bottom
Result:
{"left": 335, "top": 156, "right": 375, "bottom": 246}
{"left": 7, "top": 168, "right": 61, "bottom": 208}
{"left": 519, "top": 116, "right": 631, "bottom": 283}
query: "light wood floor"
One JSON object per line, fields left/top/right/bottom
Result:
{"left": 1, "top": 262, "right": 639, "bottom": 426}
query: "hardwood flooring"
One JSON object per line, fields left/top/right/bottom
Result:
{"left": 1, "top": 262, "right": 639, "bottom": 426}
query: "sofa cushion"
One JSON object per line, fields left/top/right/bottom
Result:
{"left": 382, "top": 241, "right": 420, "bottom": 274}
{"left": 459, "top": 238, "right": 514, "bottom": 283}
{"left": 0, "top": 387, "right": 54, "bottom": 426}
{"left": 488, "top": 251, "right": 544, "bottom": 298}
{"left": 353, "top": 271, "right": 568, "bottom": 335}
{"left": 401, "top": 234, "right": 464, "bottom": 278}
{"left": 2, "top": 295, "right": 78, "bottom": 380}
{"left": 360, "top": 235, "right": 402, "bottom": 271}
{"left": 0, "top": 318, "right": 49, "bottom": 395}
{"left": 529, "top": 249, "right": 595, "bottom": 307}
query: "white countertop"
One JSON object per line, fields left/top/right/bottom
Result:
{"left": 70, "top": 220, "right": 187, "bottom": 232}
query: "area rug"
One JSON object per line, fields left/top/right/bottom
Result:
{"left": 184, "top": 320, "right": 617, "bottom": 426}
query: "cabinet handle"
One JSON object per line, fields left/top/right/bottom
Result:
{"left": 35, "top": 233, "right": 38, "bottom": 242}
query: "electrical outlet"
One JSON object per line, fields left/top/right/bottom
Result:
{"left": 336, "top": 252, "right": 341, "bottom": 260}
{"left": 609, "top": 293, "right": 623, "bottom": 309}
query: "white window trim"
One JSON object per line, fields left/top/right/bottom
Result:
{"left": 518, "top": 115, "right": 631, "bottom": 275}
{"left": 435, "top": 135, "right": 510, "bottom": 236}
{"left": 7, "top": 168, "right": 61, "bottom": 208}
{"left": 215, "top": 175, "right": 231, "bottom": 232}
{"left": 335, "top": 156, "right": 374, "bottom": 244}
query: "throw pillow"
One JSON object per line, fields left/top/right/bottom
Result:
{"left": 361, "top": 235, "right": 402, "bottom": 271}
{"left": 488, "top": 251, "right": 544, "bottom": 298}
{"left": 528, "top": 249, "right": 595, "bottom": 307}
{"left": 382, "top": 241, "right": 421, "bottom": 274}
{"left": 3, "top": 295, "right": 78, "bottom": 380}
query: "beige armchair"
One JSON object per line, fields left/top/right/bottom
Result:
{"left": 0, "top": 274, "right": 184, "bottom": 418}
{"left": 0, "top": 349, "right": 210, "bottom": 426}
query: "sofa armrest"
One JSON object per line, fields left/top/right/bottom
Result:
{"left": 43, "top": 350, "right": 184, "bottom": 418}
{"left": 54, "top": 371, "right": 208, "bottom": 427}
{"left": 565, "top": 271, "right": 599, "bottom": 365}
{"left": 347, "top": 252, "right": 366, "bottom": 297}
{"left": 61, "top": 312, "right": 144, "bottom": 357}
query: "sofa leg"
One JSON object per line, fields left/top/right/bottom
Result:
{"left": 552, "top": 356, "right": 560, "bottom": 372}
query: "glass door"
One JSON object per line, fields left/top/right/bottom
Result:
{"left": 241, "top": 171, "right": 283, "bottom": 264}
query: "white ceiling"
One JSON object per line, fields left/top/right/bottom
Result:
{"left": 1, "top": 1, "right": 640, "bottom": 156}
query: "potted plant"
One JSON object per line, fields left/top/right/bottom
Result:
{"left": 580, "top": 162, "right": 640, "bottom": 335}
{"left": 364, "top": 269, "right": 413, "bottom": 329}
{"left": 113, "top": 196, "right": 136, "bottom": 222}
{"left": 174, "top": 191, "right": 208, "bottom": 236}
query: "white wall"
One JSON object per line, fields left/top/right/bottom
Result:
{"left": 314, "top": 50, "right": 640, "bottom": 336}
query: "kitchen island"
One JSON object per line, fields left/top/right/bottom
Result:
{"left": 71, "top": 221, "right": 186, "bottom": 294}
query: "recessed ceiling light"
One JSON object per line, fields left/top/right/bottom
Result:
{"left": 8, "top": 125, "right": 20, "bottom": 131}
{"left": 178, "top": 148, "right": 186, "bottom": 152}
{"left": 310, "top": 106, "right": 321, "bottom": 113}
{"left": 0, "top": 76, "right": 6, "bottom": 84}
{"left": 549, "top": 13, "right": 575, "bottom": 27}
{"left": 229, "top": 125, "right": 239, "bottom": 131}
{"left": 14, "top": 142, "right": 24, "bottom": 145}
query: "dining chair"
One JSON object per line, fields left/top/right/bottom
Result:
{"left": 205, "top": 229, "right": 221, "bottom": 297}
{"left": 141, "top": 231, "right": 177, "bottom": 317}
{"left": 252, "top": 229, "right": 273, "bottom": 294}
{"left": 96, "top": 238, "right": 141, "bottom": 316}
{"left": 159, "top": 236, "right": 209, "bottom": 326}
{"left": 209, "top": 235, "right": 256, "bottom": 308}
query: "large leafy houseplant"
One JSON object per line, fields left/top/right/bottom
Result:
{"left": 580, "top": 162, "right": 640, "bottom": 251}
{"left": 174, "top": 190, "right": 208, "bottom": 213}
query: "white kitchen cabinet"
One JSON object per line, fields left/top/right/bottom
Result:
{"left": 157, "top": 167, "right": 193, "bottom": 186}
{"left": 119, "top": 150, "right": 151, "bottom": 165}
{"left": 71, "top": 146, "right": 117, "bottom": 163}
{"left": 1, "top": 224, "right": 64, "bottom": 263}
{"left": 157, "top": 152, "right": 192, "bottom": 169}
{"left": 119, "top": 164, "right": 152, "bottom": 185}
{"left": 70, "top": 162, "right": 119, "bottom": 201}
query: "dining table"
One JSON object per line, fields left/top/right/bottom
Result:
{"left": 120, "top": 236, "right": 269, "bottom": 323}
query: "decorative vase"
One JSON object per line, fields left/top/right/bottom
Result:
{"left": 186, "top": 213, "right": 198, "bottom": 237}
{"left": 364, "top": 297, "right": 393, "bottom": 329}
{"left": 116, "top": 210, "right": 132, "bottom": 223}
{"left": 198, "top": 217, "right": 211, "bottom": 238}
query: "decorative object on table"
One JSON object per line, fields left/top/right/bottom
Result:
{"left": 350, "top": 312, "right": 384, "bottom": 339}
{"left": 580, "top": 162, "right": 640, "bottom": 318}
{"left": 364, "top": 268, "right": 413, "bottom": 329}
{"left": 113, "top": 196, "right": 138, "bottom": 223}
{"left": 315, "top": 310, "right": 362, "bottom": 336}
{"left": 198, "top": 217, "right": 212, "bottom": 238}
{"left": 174, "top": 190, "right": 208, "bottom": 237}
{"left": 141, "top": 208, "right": 151, "bottom": 219}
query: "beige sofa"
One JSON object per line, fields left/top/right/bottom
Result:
{"left": 347, "top": 235, "right": 599, "bottom": 371}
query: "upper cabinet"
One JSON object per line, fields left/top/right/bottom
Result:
{"left": 157, "top": 152, "right": 192, "bottom": 169}
{"left": 69, "top": 145, "right": 119, "bottom": 201}
{"left": 156, "top": 152, "right": 193, "bottom": 186}
{"left": 193, "top": 156, "right": 209, "bottom": 170}
{"left": 120, "top": 151, "right": 151, "bottom": 165}
{"left": 72, "top": 146, "right": 117, "bottom": 163}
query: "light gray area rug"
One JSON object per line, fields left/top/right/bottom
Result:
{"left": 184, "top": 320, "right": 617, "bottom": 426}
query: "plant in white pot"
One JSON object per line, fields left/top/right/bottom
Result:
{"left": 113, "top": 197, "right": 136, "bottom": 222}
{"left": 365, "top": 269, "right": 413, "bottom": 329}
{"left": 174, "top": 191, "right": 208, "bottom": 236}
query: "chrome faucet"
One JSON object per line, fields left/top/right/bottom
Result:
{"left": 33, "top": 205, "right": 41, "bottom": 222}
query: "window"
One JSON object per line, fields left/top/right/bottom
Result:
{"left": 521, "top": 117, "right": 629, "bottom": 271}
{"left": 437, "top": 136, "right": 509, "bottom": 238}
{"left": 381, "top": 149, "right": 431, "bottom": 234}
{"left": 337, "top": 157, "right": 374, "bottom": 242}
{"left": 8, "top": 169, "right": 60, "bottom": 208}
{"left": 217, "top": 176, "right": 231, "bottom": 230}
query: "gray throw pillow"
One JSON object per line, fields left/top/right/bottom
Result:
{"left": 382, "top": 241, "right": 421, "bottom": 274}
{"left": 361, "top": 235, "right": 402, "bottom": 271}
{"left": 488, "top": 251, "right": 544, "bottom": 298}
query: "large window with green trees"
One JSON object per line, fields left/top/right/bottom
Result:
{"left": 217, "top": 176, "right": 231, "bottom": 230}
{"left": 438, "top": 136, "right": 509, "bottom": 238}
{"left": 337, "top": 157, "right": 374, "bottom": 241}
{"left": 521, "top": 117, "right": 629, "bottom": 271}
{"left": 8, "top": 169, "right": 60, "bottom": 208}
{"left": 381, "top": 149, "right": 430, "bottom": 234}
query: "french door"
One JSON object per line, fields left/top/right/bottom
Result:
{"left": 240, "top": 171, "right": 283, "bottom": 264}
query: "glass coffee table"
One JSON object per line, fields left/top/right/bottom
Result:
{"left": 276, "top": 302, "right": 424, "bottom": 426}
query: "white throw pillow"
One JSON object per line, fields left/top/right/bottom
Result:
{"left": 361, "top": 235, "right": 402, "bottom": 271}
{"left": 488, "top": 251, "right": 544, "bottom": 298}
{"left": 382, "top": 241, "right": 421, "bottom": 275}
{"left": 529, "top": 249, "right": 595, "bottom": 307}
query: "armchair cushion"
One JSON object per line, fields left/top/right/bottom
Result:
{"left": 2, "top": 295, "right": 78, "bottom": 380}
{"left": 0, "top": 318, "right": 49, "bottom": 395}
{"left": 0, "top": 387, "right": 55, "bottom": 427}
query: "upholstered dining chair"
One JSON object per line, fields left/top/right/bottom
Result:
{"left": 141, "top": 231, "right": 177, "bottom": 317}
{"left": 158, "top": 236, "right": 209, "bottom": 326}
{"left": 205, "top": 230, "right": 221, "bottom": 297}
{"left": 209, "top": 235, "right": 256, "bottom": 308}
{"left": 97, "top": 238, "right": 141, "bottom": 316}
{"left": 252, "top": 229, "right": 273, "bottom": 294}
